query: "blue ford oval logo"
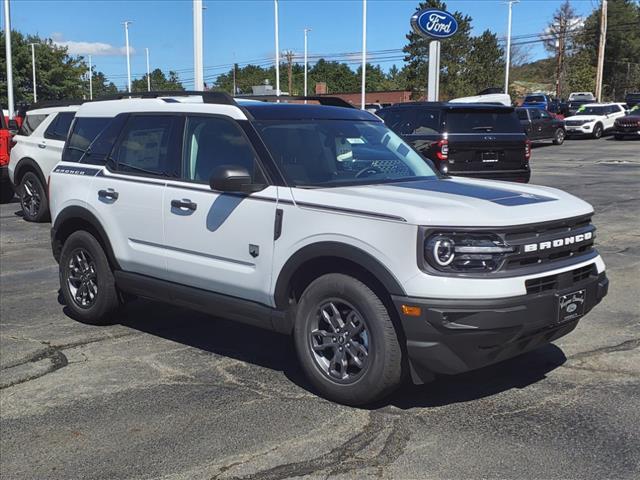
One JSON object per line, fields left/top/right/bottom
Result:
{"left": 411, "top": 8, "right": 459, "bottom": 39}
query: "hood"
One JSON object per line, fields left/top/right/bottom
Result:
{"left": 567, "top": 115, "right": 599, "bottom": 122}
{"left": 617, "top": 114, "right": 640, "bottom": 121}
{"left": 289, "top": 177, "right": 593, "bottom": 227}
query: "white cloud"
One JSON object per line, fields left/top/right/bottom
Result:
{"left": 52, "top": 34, "right": 135, "bottom": 56}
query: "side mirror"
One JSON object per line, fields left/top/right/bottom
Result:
{"left": 209, "top": 165, "right": 265, "bottom": 193}
{"left": 8, "top": 119, "right": 18, "bottom": 131}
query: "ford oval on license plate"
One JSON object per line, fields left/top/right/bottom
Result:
{"left": 558, "top": 289, "right": 586, "bottom": 323}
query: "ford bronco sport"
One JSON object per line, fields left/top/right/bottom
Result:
{"left": 49, "top": 92, "right": 608, "bottom": 406}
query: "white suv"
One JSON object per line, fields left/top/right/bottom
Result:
{"left": 565, "top": 103, "right": 627, "bottom": 139}
{"left": 8, "top": 105, "right": 79, "bottom": 221}
{"left": 48, "top": 93, "right": 608, "bottom": 405}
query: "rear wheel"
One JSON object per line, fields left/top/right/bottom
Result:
{"left": 293, "top": 273, "right": 403, "bottom": 406}
{"left": 59, "top": 230, "right": 120, "bottom": 325}
{"left": 592, "top": 123, "right": 603, "bottom": 139}
{"left": 19, "top": 171, "right": 49, "bottom": 222}
{"left": 552, "top": 128, "right": 566, "bottom": 145}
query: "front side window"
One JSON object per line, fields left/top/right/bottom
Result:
{"left": 539, "top": 110, "right": 551, "bottom": 119}
{"left": 182, "top": 116, "right": 260, "bottom": 183}
{"left": 18, "top": 114, "right": 48, "bottom": 136}
{"left": 45, "top": 112, "right": 75, "bottom": 141}
{"left": 255, "top": 119, "right": 436, "bottom": 187}
{"left": 62, "top": 117, "right": 110, "bottom": 162}
{"left": 113, "top": 115, "right": 182, "bottom": 177}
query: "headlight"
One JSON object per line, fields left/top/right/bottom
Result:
{"left": 424, "top": 232, "right": 515, "bottom": 273}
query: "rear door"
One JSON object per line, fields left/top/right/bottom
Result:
{"left": 41, "top": 112, "right": 75, "bottom": 176}
{"left": 528, "top": 109, "right": 543, "bottom": 139}
{"left": 90, "top": 114, "right": 182, "bottom": 280}
{"left": 538, "top": 110, "right": 555, "bottom": 138}
{"left": 444, "top": 108, "right": 526, "bottom": 174}
{"left": 162, "top": 115, "right": 278, "bottom": 306}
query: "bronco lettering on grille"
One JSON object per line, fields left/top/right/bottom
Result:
{"left": 524, "top": 231, "right": 593, "bottom": 252}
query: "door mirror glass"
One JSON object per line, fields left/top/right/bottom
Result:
{"left": 7, "top": 119, "right": 18, "bottom": 131}
{"left": 209, "top": 165, "right": 264, "bottom": 193}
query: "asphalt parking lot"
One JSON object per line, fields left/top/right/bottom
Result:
{"left": 1, "top": 136, "right": 639, "bottom": 480}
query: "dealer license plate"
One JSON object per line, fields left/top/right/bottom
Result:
{"left": 558, "top": 289, "right": 586, "bottom": 323}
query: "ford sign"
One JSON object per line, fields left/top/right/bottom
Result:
{"left": 411, "top": 8, "right": 459, "bottom": 39}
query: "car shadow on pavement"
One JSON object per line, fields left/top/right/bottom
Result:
{"left": 105, "top": 298, "right": 567, "bottom": 409}
{"left": 382, "top": 343, "right": 567, "bottom": 410}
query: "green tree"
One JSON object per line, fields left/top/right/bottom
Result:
{"left": 467, "top": 30, "right": 505, "bottom": 93}
{"left": 309, "top": 59, "right": 359, "bottom": 93}
{"left": 131, "top": 68, "right": 184, "bottom": 92}
{"left": 402, "top": 0, "right": 474, "bottom": 99}
{"left": 91, "top": 71, "right": 118, "bottom": 98}
{"left": 1, "top": 30, "right": 88, "bottom": 104}
{"left": 578, "top": 0, "right": 640, "bottom": 99}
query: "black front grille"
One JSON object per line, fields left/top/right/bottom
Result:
{"left": 503, "top": 215, "right": 595, "bottom": 270}
{"left": 525, "top": 263, "right": 597, "bottom": 294}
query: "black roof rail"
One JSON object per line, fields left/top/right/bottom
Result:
{"left": 235, "top": 95, "right": 356, "bottom": 109}
{"left": 26, "top": 99, "right": 86, "bottom": 111}
{"left": 94, "top": 90, "right": 237, "bottom": 105}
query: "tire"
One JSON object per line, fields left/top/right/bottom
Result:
{"left": 592, "top": 123, "right": 603, "bottom": 139}
{"left": 552, "top": 128, "right": 566, "bottom": 145}
{"left": 59, "top": 230, "right": 120, "bottom": 325}
{"left": 0, "top": 180, "right": 14, "bottom": 203}
{"left": 293, "top": 273, "right": 402, "bottom": 406}
{"left": 19, "top": 171, "right": 49, "bottom": 222}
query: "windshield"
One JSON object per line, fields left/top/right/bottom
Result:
{"left": 575, "top": 106, "right": 605, "bottom": 116}
{"left": 254, "top": 120, "right": 437, "bottom": 187}
{"left": 524, "top": 95, "right": 545, "bottom": 103}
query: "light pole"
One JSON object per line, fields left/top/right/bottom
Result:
{"left": 193, "top": 0, "right": 204, "bottom": 90}
{"left": 4, "top": 0, "right": 15, "bottom": 118}
{"left": 274, "top": 0, "right": 280, "bottom": 96}
{"left": 145, "top": 48, "right": 151, "bottom": 92}
{"left": 123, "top": 21, "right": 132, "bottom": 93}
{"left": 29, "top": 43, "right": 37, "bottom": 103}
{"left": 504, "top": 0, "right": 519, "bottom": 95}
{"left": 361, "top": 0, "right": 367, "bottom": 109}
{"left": 88, "top": 55, "right": 93, "bottom": 100}
{"left": 304, "top": 27, "right": 311, "bottom": 97}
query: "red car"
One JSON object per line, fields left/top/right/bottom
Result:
{"left": 1, "top": 111, "right": 16, "bottom": 203}
{"left": 614, "top": 107, "right": 640, "bottom": 140}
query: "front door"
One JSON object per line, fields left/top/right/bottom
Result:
{"left": 163, "top": 115, "right": 278, "bottom": 306}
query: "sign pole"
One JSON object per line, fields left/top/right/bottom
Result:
{"left": 427, "top": 41, "right": 440, "bottom": 101}
{"left": 4, "top": 0, "right": 15, "bottom": 118}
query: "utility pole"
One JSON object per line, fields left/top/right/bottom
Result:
{"left": 145, "top": 48, "right": 151, "bottom": 91}
{"left": 504, "top": 0, "right": 519, "bottom": 95}
{"left": 284, "top": 50, "right": 294, "bottom": 95}
{"left": 274, "top": 0, "right": 280, "bottom": 96}
{"left": 4, "top": 0, "right": 15, "bottom": 118}
{"left": 193, "top": 0, "right": 204, "bottom": 90}
{"left": 123, "top": 21, "right": 132, "bottom": 93}
{"left": 29, "top": 43, "right": 37, "bottom": 103}
{"left": 361, "top": 0, "right": 367, "bottom": 109}
{"left": 595, "top": 0, "right": 607, "bottom": 102}
{"left": 304, "top": 28, "right": 311, "bottom": 97}
{"left": 555, "top": 36, "right": 564, "bottom": 99}
{"left": 88, "top": 55, "right": 93, "bottom": 100}
{"left": 232, "top": 63, "right": 237, "bottom": 96}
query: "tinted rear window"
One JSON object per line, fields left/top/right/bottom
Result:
{"left": 445, "top": 110, "right": 522, "bottom": 133}
{"left": 516, "top": 109, "right": 528, "bottom": 120}
{"left": 379, "top": 108, "right": 441, "bottom": 135}
{"left": 62, "top": 117, "right": 111, "bottom": 162}
{"left": 18, "top": 114, "right": 48, "bottom": 136}
{"left": 524, "top": 96, "right": 545, "bottom": 103}
{"left": 44, "top": 112, "right": 75, "bottom": 141}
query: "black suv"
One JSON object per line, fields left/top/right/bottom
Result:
{"left": 377, "top": 103, "right": 531, "bottom": 183}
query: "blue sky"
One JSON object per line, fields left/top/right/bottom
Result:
{"left": 4, "top": 0, "right": 600, "bottom": 90}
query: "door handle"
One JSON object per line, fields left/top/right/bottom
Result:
{"left": 38, "top": 142, "right": 46, "bottom": 149}
{"left": 98, "top": 188, "right": 119, "bottom": 200}
{"left": 171, "top": 199, "right": 197, "bottom": 211}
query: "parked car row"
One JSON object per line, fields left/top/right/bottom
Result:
{"left": 1, "top": 91, "right": 609, "bottom": 405}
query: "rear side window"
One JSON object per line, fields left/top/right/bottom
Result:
{"left": 516, "top": 110, "right": 528, "bottom": 120}
{"left": 113, "top": 115, "right": 182, "bottom": 178}
{"left": 17, "top": 114, "right": 48, "bottom": 136}
{"left": 44, "top": 112, "right": 75, "bottom": 141}
{"left": 62, "top": 117, "right": 111, "bottom": 162}
{"left": 529, "top": 109, "right": 542, "bottom": 120}
{"left": 445, "top": 110, "right": 522, "bottom": 133}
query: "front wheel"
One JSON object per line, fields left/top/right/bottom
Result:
{"left": 552, "top": 128, "right": 566, "bottom": 145}
{"left": 59, "top": 230, "right": 120, "bottom": 325}
{"left": 19, "top": 172, "right": 49, "bottom": 222}
{"left": 293, "top": 273, "right": 403, "bottom": 406}
{"left": 592, "top": 124, "right": 603, "bottom": 139}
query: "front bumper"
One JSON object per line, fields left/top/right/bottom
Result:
{"left": 566, "top": 123, "right": 594, "bottom": 134}
{"left": 393, "top": 270, "right": 608, "bottom": 383}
